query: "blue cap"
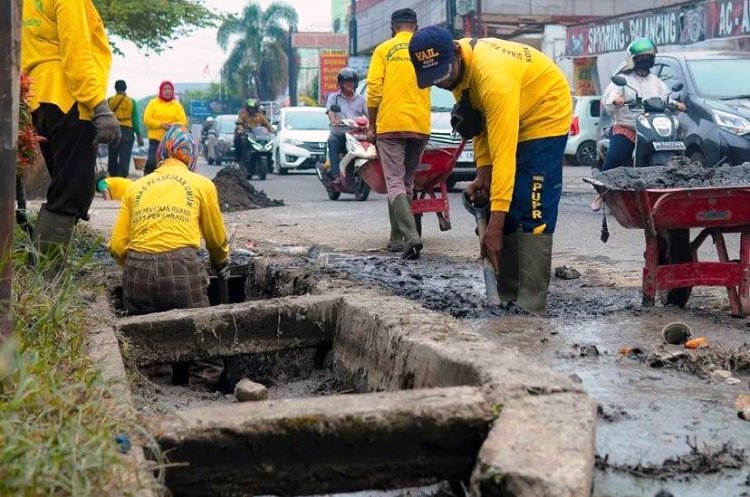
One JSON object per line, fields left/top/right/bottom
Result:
{"left": 409, "top": 26, "right": 455, "bottom": 89}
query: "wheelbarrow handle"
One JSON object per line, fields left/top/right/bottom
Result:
{"left": 218, "top": 275, "right": 229, "bottom": 305}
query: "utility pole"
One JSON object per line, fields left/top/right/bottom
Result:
{"left": 349, "top": 0, "right": 357, "bottom": 55}
{"left": 446, "top": 0, "right": 456, "bottom": 38}
{"left": 288, "top": 25, "right": 298, "bottom": 107}
{"left": 0, "top": 0, "right": 20, "bottom": 340}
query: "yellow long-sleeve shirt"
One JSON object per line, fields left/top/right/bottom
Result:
{"left": 21, "top": 0, "right": 112, "bottom": 121}
{"left": 143, "top": 98, "right": 188, "bottom": 141}
{"left": 103, "top": 177, "right": 134, "bottom": 201}
{"left": 453, "top": 38, "right": 572, "bottom": 212}
{"left": 366, "top": 30, "right": 430, "bottom": 135}
{"left": 109, "top": 158, "right": 229, "bottom": 266}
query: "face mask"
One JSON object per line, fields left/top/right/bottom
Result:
{"left": 633, "top": 56, "right": 654, "bottom": 74}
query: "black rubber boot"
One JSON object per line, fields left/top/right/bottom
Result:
{"left": 516, "top": 233, "right": 553, "bottom": 316}
{"left": 497, "top": 232, "right": 520, "bottom": 302}
{"left": 30, "top": 203, "right": 76, "bottom": 277}
{"left": 386, "top": 201, "right": 404, "bottom": 252}
{"left": 392, "top": 194, "right": 422, "bottom": 260}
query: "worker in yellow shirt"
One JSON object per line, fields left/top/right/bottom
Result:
{"left": 107, "top": 79, "right": 144, "bottom": 178}
{"left": 109, "top": 125, "right": 229, "bottom": 384}
{"left": 142, "top": 80, "right": 187, "bottom": 174}
{"left": 366, "top": 8, "right": 431, "bottom": 260}
{"left": 409, "top": 26, "right": 572, "bottom": 315}
{"left": 21, "top": 0, "right": 121, "bottom": 269}
{"left": 96, "top": 176, "right": 134, "bottom": 201}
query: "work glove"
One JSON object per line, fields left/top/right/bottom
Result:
{"left": 92, "top": 101, "right": 121, "bottom": 146}
{"left": 214, "top": 260, "right": 231, "bottom": 280}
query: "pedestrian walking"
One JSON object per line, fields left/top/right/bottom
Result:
{"left": 109, "top": 125, "right": 229, "bottom": 384}
{"left": 21, "top": 0, "right": 121, "bottom": 269}
{"left": 409, "top": 26, "right": 572, "bottom": 315}
{"left": 366, "top": 8, "right": 431, "bottom": 260}
{"left": 107, "top": 79, "right": 144, "bottom": 178}
{"left": 142, "top": 81, "right": 187, "bottom": 175}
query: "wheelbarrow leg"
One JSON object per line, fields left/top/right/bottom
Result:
{"left": 740, "top": 230, "right": 750, "bottom": 316}
{"left": 713, "top": 231, "right": 742, "bottom": 317}
{"left": 642, "top": 232, "right": 658, "bottom": 307}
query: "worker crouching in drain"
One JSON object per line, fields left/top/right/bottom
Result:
{"left": 109, "top": 125, "right": 229, "bottom": 384}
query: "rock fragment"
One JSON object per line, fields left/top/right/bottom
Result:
{"left": 234, "top": 378, "right": 269, "bottom": 402}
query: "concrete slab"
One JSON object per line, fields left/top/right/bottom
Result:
{"left": 470, "top": 392, "right": 597, "bottom": 497}
{"left": 147, "top": 386, "right": 493, "bottom": 496}
{"left": 116, "top": 295, "right": 339, "bottom": 366}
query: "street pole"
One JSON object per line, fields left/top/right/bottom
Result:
{"left": 0, "top": 0, "right": 20, "bottom": 340}
{"left": 446, "top": 0, "right": 455, "bottom": 37}
{"left": 349, "top": 0, "right": 357, "bottom": 55}
{"left": 289, "top": 25, "right": 298, "bottom": 107}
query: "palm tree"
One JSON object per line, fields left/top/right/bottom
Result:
{"left": 217, "top": 2, "right": 298, "bottom": 101}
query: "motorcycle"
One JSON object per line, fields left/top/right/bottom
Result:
{"left": 610, "top": 74, "right": 692, "bottom": 307}
{"left": 315, "top": 105, "right": 374, "bottom": 201}
{"left": 242, "top": 126, "right": 273, "bottom": 180}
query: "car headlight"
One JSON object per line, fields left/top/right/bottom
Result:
{"left": 652, "top": 116, "right": 673, "bottom": 137}
{"left": 283, "top": 138, "right": 305, "bottom": 146}
{"left": 712, "top": 109, "right": 750, "bottom": 136}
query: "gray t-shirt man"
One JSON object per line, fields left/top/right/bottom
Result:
{"left": 325, "top": 90, "right": 366, "bottom": 123}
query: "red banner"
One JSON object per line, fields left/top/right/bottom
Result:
{"left": 319, "top": 49, "right": 349, "bottom": 105}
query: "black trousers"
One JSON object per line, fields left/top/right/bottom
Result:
{"left": 32, "top": 103, "right": 97, "bottom": 220}
{"left": 107, "top": 126, "right": 135, "bottom": 178}
{"left": 144, "top": 139, "right": 160, "bottom": 175}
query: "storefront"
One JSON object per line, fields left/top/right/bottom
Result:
{"left": 565, "top": 0, "right": 750, "bottom": 95}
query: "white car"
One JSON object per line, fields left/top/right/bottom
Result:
{"left": 271, "top": 107, "right": 330, "bottom": 175}
{"left": 564, "top": 95, "right": 601, "bottom": 167}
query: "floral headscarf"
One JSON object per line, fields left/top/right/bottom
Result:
{"left": 156, "top": 125, "right": 197, "bottom": 171}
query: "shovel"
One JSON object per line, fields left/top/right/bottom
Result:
{"left": 462, "top": 191, "right": 501, "bottom": 306}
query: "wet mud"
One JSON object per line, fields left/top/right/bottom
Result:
{"left": 466, "top": 312, "right": 750, "bottom": 497}
{"left": 593, "top": 161, "right": 750, "bottom": 190}
{"left": 213, "top": 166, "right": 284, "bottom": 212}
{"left": 317, "top": 254, "right": 639, "bottom": 319}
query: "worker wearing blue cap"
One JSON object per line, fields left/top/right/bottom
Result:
{"left": 409, "top": 26, "right": 572, "bottom": 315}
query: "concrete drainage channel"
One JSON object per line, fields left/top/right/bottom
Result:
{"left": 111, "top": 257, "right": 596, "bottom": 497}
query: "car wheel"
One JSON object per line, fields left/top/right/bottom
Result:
{"left": 575, "top": 141, "right": 598, "bottom": 167}
{"left": 216, "top": 158, "right": 222, "bottom": 166}
{"left": 446, "top": 179, "right": 457, "bottom": 191}
{"left": 689, "top": 150, "right": 705, "bottom": 167}
{"left": 208, "top": 158, "right": 214, "bottom": 166}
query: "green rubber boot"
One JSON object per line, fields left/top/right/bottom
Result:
{"left": 516, "top": 233, "right": 553, "bottom": 316}
{"left": 497, "top": 232, "right": 520, "bottom": 302}
{"left": 386, "top": 201, "right": 404, "bottom": 252}
{"left": 31, "top": 204, "right": 76, "bottom": 277}
{"left": 392, "top": 194, "right": 422, "bottom": 260}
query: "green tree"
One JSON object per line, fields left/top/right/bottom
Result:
{"left": 94, "top": 0, "right": 217, "bottom": 54}
{"left": 217, "top": 1, "right": 298, "bottom": 101}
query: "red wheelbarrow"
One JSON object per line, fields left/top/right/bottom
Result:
{"left": 586, "top": 178, "right": 750, "bottom": 316}
{"left": 357, "top": 140, "right": 467, "bottom": 234}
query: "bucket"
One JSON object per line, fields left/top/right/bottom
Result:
{"left": 133, "top": 157, "right": 146, "bottom": 171}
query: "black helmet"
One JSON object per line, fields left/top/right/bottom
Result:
{"left": 337, "top": 67, "right": 359, "bottom": 88}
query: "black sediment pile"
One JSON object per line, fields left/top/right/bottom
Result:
{"left": 593, "top": 160, "right": 750, "bottom": 190}
{"left": 212, "top": 166, "right": 284, "bottom": 212}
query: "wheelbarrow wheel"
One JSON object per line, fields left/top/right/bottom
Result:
{"left": 327, "top": 189, "right": 341, "bottom": 200}
{"left": 437, "top": 211, "right": 451, "bottom": 231}
{"left": 354, "top": 175, "right": 370, "bottom": 201}
{"left": 658, "top": 229, "right": 693, "bottom": 308}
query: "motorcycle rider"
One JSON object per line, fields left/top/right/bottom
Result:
{"left": 234, "top": 99, "right": 273, "bottom": 165}
{"left": 593, "top": 38, "right": 687, "bottom": 210}
{"left": 325, "top": 67, "right": 367, "bottom": 180}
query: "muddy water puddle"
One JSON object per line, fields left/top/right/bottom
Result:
{"left": 466, "top": 311, "right": 750, "bottom": 497}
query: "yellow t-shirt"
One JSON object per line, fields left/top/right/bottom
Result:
{"left": 21, "top": 0, "right": 112, "bottom": 121}
{"left": 453, "top": 38, "right": 572, "bottom": 212}
{"left": 104, "top": 177, "right": 134, "bottom": 200}
{"left": 109, "top": 158, "right": 229, "bottom": 266}
{"left": 143, "top": 98, "right": 188, "bottom": 141}
{"left": 366, "top": 30, "right": 430, "bottom": 135}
